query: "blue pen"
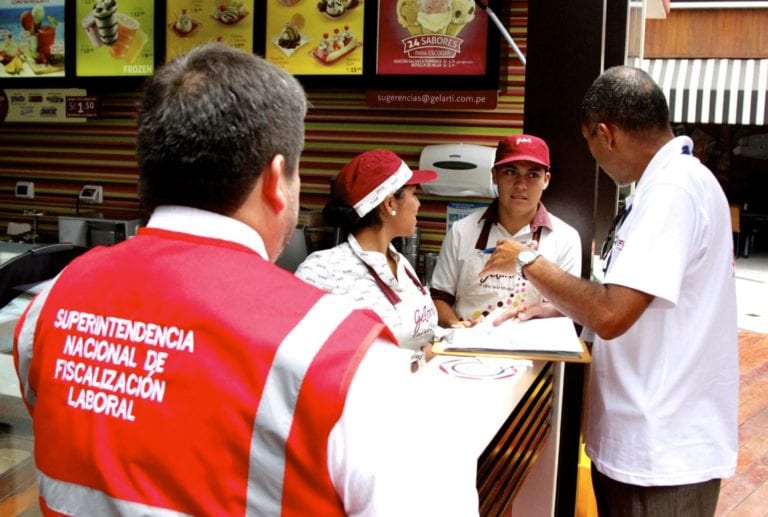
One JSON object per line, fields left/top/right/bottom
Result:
{"left": 482, "top": 247, "right": 496, "bottom": 254}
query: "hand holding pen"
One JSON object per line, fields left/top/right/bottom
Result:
{"left": 479, "top": 239, "right": 538, "bottom": 279}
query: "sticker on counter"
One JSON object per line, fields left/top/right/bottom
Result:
{"left": 438, "top": 358, "right": 518, "bottom": 380}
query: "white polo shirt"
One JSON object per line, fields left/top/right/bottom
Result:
{"left": 587, "top": 136, "right": 739, "bottom": 486}
{"left": 430, "top": 202, "right": 582, "bottom": 321}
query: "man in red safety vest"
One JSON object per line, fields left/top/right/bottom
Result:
{"left": 14, "top": 43, "right": 479, "bottom": 516}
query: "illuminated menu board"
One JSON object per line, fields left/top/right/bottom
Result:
{"left": 265, "top": 0, "right": 363, "bottom": 76}
{"left": 166, "top": 0, "right": 255, "bottom": 62}
{"left": 0, "top": 0, "right": 65, "bottom": 78}
{"left": 376, "top": 0, "right": 488, "bottom": 76}
{"left": 76, "top": 0, "right": 155, "bottom": 77}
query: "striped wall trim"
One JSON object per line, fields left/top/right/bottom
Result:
{"left": 638, "top": 58, "right": 768, "bottom": 125}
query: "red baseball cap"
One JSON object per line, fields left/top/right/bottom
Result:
{"left": 493, "top": 134, "right": 550, "bottom": 169}
{"left": 334, "top": 150, "right": 437, "bottom": 217}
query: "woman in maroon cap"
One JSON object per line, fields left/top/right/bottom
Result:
{"left": 296, "top": 149, "right": 438, "bottom": 351}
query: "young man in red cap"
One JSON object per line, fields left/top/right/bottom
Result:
{"left": 296, "top": 149, "right": 439, "bottom": 351}
{"left": 430, "top": 134, "right": 582, "bottom": 327}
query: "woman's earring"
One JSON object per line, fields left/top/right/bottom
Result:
{"left": 390, "top": 210, "right": 397, "bottom": 216}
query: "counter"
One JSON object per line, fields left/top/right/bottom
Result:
{"left": 416, "top": 356, "right": 562, "bottom": 516}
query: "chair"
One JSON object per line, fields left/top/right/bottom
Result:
{"left": 275, "top": 226, "right": 309, "bottom": 273}
{"left": 0, "top": 243, "right": 88, "bottom": 308}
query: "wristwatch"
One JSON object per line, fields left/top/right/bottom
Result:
{"left": 516, "top": 249, "right": 540, "bottom": 279}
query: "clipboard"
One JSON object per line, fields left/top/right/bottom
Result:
{"left": 431, "top": 316, "right": 592, "bottom": 364}
{"left": 431, "top": 337, "right": 591, "bottom": 364}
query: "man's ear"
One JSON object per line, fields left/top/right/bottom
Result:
{"left": 596, "top": 122, "right": 615, "bottom": 150}
{"left": 261, "top": 154, "right": 287, "bottom": 214}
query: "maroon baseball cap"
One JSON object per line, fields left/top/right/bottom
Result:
{"left": 334, "top": 150, "right": 437, "bottom": 217}
{"left": 493, "top": 134, "right": 550, "bottom": 169}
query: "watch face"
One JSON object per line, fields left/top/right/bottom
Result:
{"left": 519, "top": 250, "right": 538, "bottom": 264}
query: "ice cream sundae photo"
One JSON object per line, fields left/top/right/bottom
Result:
{"left": 317, "top": 0, "right": 361, "bottom": 19}
{"left": 211, "top": 2, "right": 249, "bottom": 26}
{"left": 273, "top": 14, "right": 309, "bottom": 57}
{"left": 311, "top": 25, "right": 359, "bottom": 65}
{"left": 176, "top": 10, "right": 193, "bottom": 34}
{"left": 169, "top": 9, "right": 200, "bottom": 37}
{"left": 278, "top": 23, "right": 301, "bottom": 49}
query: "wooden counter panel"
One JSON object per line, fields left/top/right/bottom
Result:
{"left": 477, "top": 362, "right": 554, "bottom": 516}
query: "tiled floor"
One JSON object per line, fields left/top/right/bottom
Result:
{"left": 716, "top": 251, "right": 768, "bottom": 516}
{"left": 716, "top": 330, "right": 768, "bottom": 516}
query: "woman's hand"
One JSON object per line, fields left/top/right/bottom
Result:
{"left": 450, "top": 314, "right": 485, "bottom": 328}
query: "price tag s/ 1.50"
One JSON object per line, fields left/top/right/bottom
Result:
{"left": 66, "top": 96, "right": 100, "bottom": 118}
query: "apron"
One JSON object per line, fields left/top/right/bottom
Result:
{"left": 363, "top": 255, "right": 437, "bottom": 351}
{"left": 453, "top": 218, "right": 543, "bottom": 322}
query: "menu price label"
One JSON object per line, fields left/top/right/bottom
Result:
{"left": 66, "top": 96, "right": 99, "bottom": 118}
{"left": 3, "top": 88, "right": 88, "bottom": 123}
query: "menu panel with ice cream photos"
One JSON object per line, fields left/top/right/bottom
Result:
{"left": 265, "top": 0, "right": 363, "bottom": 76}
{"left": 377, "top": 0, "right": 488, "bottom": 75}
{"left": 76, "top": 0, "right": 154, "bottom": 77}
{"left": 0, "top": 0, "right": 65, "bottom": 78}
{"left": 166, "top": 0, "right": 254, "bottom": 62}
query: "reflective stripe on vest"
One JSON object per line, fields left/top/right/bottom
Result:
{"left": 15, "top": 275, "right": 58, "bottom": 408}
{"left": 247, "top": 294, "right": 352, "bottom": 513}
{"left": 38, "top": 470, "right": 192, "bottom": 516}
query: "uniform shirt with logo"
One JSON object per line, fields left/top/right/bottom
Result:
{"left": 296, "top": 233, "right": 437, "bottom": 351}
{"left": 430, "top": 202, "right": 581, "bottom": 322}
{"left": 588, "top": 136, "right": 739, "bottom": 486}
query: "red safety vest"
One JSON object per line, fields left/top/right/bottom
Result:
{"left": 15, "top": 227, "right": 393, "bottom": 516}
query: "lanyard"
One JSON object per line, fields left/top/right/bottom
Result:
{"left": 363, "top": 259, "right": 427, "bottom": 306}
{"left": 474, "top": 217, "right": 543, "bottom": 250}
{"left": 600, "top": 204, "right": 632, "bottom": 273}
{"left": 601, "top": 142, "right": 691, "bottom": 274}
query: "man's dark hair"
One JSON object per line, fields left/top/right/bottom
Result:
{"left": 580, "top": 65, "right": 670, "bottom": 136}
{"left": 136, "top": 43, "right": 307, "bottom": 214}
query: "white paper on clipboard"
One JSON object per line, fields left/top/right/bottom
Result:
{"left": 438, "top": 316, "right": 583, "bottom": 357}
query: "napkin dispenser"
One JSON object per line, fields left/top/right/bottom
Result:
{"left": 419, "top": 143, "right": 496, "bottom": 198}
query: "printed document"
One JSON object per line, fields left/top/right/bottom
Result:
{"left": 437, "top": 314, "right": 583, "bottom": 357}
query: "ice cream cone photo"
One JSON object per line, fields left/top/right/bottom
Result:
{"left": 416, "top": 0, "right": 451, "bottom": 34}
{"left": 446, "top": 0, "right": 476, "bottom": 37}
{"left": 397, "top": 0, "right": 422, "bottom": 35}
{"left": 445, "top": 22, "right": 464, "bottom": 36}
